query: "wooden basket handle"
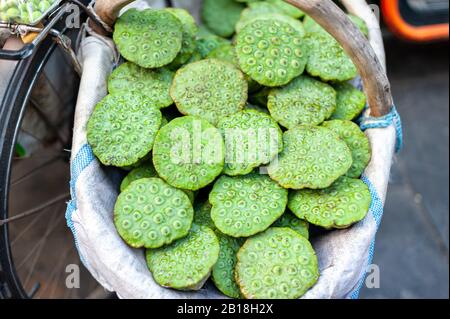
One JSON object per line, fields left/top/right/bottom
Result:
{"left": 285, "top": 0, "right": 392, "bottom": 117}
{"left": 91, "top": 0, "right": 134, "bottom": 34}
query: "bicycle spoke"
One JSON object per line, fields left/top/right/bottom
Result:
{"left": 10, "top": 213, "right": 42, "bottom": 247}
{"left": 16, "top": 206, "right": 62, "bottom": 271}
{"left": 10, "top": 156, "right": 64, "bottom": 187}
{"left": 39, "top": 245, "right": 73, "bottom": 298}
{"left": 0, "top": 193, "right": 69, "bottom": 226}
{"left": 28, "top": 282, "right": 41, "bottom": 298}
{"left": 29, "top": 99, "right": 67, "bottom": 146}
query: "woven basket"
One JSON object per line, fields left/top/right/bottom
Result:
{"left": 66, "top": 0, "right": 402, "bottom": 299}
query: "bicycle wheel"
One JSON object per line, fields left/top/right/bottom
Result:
{"left": 0, "top": 16, "right": 105, "bottom": 300}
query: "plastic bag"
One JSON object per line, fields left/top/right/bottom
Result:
{"left": 0, "top": 0, "right": 60, "bottom": 25}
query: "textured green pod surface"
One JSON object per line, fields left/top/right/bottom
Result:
{"left": 201, "top": 0, "right": 244, "bottom": 38}
{"left": 153, "top": 116, "right": 225, "bottom": 191}
{"left": 273, "top": 212, "right": 309, "bottom": 239}
{"left": 322, "top": 120, "right": 371, "bottom": 178}
{"left": 170, "top": 59, "right": 248, "bottom": 126}
{"left": 348, "top": 14, "right": 369, "bottom": 38}
{"left": 331, "top": 82, "right": 367, "bottom": 121}
{"left": 236, "top": 19, "right": 308, "bottom": 87}
{"left": 146, "top": 224, "right": 220, "bottom": 290}
{"left": 235, "top": 227, "right": 319, "bottom": 299}
{"left": 120, "top": 161, "right": 195, "bottom": 203}
{"left": 87, "top": 93, "right": 162, "bottom": 167}
{"left": 166, "top": 8, "right": 198, "bottom": 68}
{"left": 207, "top": 43, "right": 239, "bottom": 65}
{"left": 268, "top": 125, "right": 353, "bottom": 189}
{"left": 268, "top": 75, "right": 336, "bottom": 129}
{"left": 212, "top": 232, "right": 244, "bottom": 298}
{"left": 206, "top": 43, "right": 260, "bottom": 93}
{"left": 193, "top": 201, "right": 215, "bottom": 230}
{"left": 236, "top": 3, "right": 306, "bottom": 35}
{"left": 289, "top": 177, "right": 371, "bottom": 229}
{"left": 218, "top": 109, "right": 283, "bottom": 176}
{"left": 209, "top": 174, "right": 288, "bottom": 237}
{"left": 303, "top": 15, "right": 328, "bottom": 35}
{"left": 266, "top": 0, "right": 304, "bottom": 18}
{"left": 196, "top": 35, "right": 230, "bottom": 58}
{"left": 304, "top": 14, "right": 368, "bottom": 37}
{"left": 113, "top": 9, "right": 183, "bottom": 68}
{"left": 246, "top": 103, "right": 269, "bottom": 114}
{"left": 238, "top": 0, "right": 304, "bottom": 19}
{"left": 108, "top": 62, "right": 174, "bottom": 109}
{"left": 304, "top": 32, "right": 358, "bottom": 82}
{"left": 120, "top": 163, "right": 157, "bottom": 192}
{"left": 114, "top": 178, "right": 194, "bottom": 249}
{"left": 186, "top": 49, "right": 202, "bottom": 64}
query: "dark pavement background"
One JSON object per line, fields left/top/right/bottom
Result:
{"left": 360, "top": 39, "right": 449, "bottom": 299}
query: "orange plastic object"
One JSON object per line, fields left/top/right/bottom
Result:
{"left": 381, "top": 0, "right": 449, "bottom": 42}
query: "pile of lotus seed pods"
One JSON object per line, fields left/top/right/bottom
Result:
{"left": 0, "top": 0, "right": 58, "bottom": 25}
{"left": 86, "top": 0, "right": 373, "bottom": 299}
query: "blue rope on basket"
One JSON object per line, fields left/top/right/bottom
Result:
{"left": 358, "top": 105, "right": 404, "bottom": 153}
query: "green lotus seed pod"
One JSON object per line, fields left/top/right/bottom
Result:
{"left": 305, "top": 32, "right": 358, "bottom": 82}
{"left": 120, "top": 163, "right": 157, "bottom": 192}
{"left": 108, "top": 62, "right": 174, "bottom": 109}
{"left": 209, "top": 174, "right": 288, "bottom": 238}
{"left": 87, "top": 93, "right": 162, "bottom": 168}
{"left": 113, "top": 9, "right": 183, "bottom": 68}
{"left": 5, "top": 7, "right": 19, "bottom": 19}
{"left": 268, "top": 125, "right": 353, "bottom": 189}
{"left": 273, "top": 211, "right": 309, "bottom": 239}
{"left": 303, "top": 15, "right": 328, "bottom": 35}
{"left": 218, "top": 109, "right": 283, "bottom": 176}
{"left": 18, "top": 3, "right": 27, "bottom": 13}
{"left": 236, "top": 2, "right": 306, "bottom": 36}
{"left": 236, "top": 1, "right": 293, "bottom": 33}
{"left": 161, "top": 116, "right": 169, "bottom": 127}
{"left": 0, "top": 3, "right": 8, "bottom": 12}
{"left": 266, "top": 0, "right": 304, "bottom": 18}
{"left": 236, "top": 19, "right": 308, "bottom": 87}
{"left": 183, "top": 190, "right": 195, "bottom": 205}
{"left": 114, "top": 178, "right": 194, "bottom": 249}
{"left": 207, "top": 43, "right": 239, "bottom": 65}
{"left": 201, "top": 0, "right": 244, "bottom": 38}
{"left": 197, "top": 24, "right": 215, "bottom": 38}
{"left": 330, "top": 82, "right": 367, "bottom": 121}
{"left": 304, "top": 14, "right": 368, "bottom": 37}
{"left": 268, "top": 75, "right": 336, "bottom": 129}
{"left": 193, "top": 201, "right": 215, "bottom": 231}
{"left": 153, "top": 116, "right": 225, "bottom": 191}
{"left": 206, "top": 43, "right": 260, "bottom": 93}
{"left": 38, "top": 1, "right": 50, "bottom": 12}
{"left": 245, "top": 103, "right": 269, "bottom": 115}
{"left": 289, "top": 176, "right": 371, "bottom": 229}
{"left": 166, "top": 8, "right": 198, "bottom": 69}
{"left": 212, "top": 232, "right": 244, "bottom": 299}
{"left": 348, "top": 14, "right": 369, "bottom": 38}
{"left": 235, "top": 227, "right": 319, "bottom": 299}
{"left": 146, "top": 224, "right": 220, "bottom": 290}
{"left": 196, "top": 35, "right": 230, "bottom": 58}
{"left": 322, "top": 120, "right": 372, "bottom": 178}
{"left": 186, "top": 49, "right": 202, "bottom": 64}
{"left": 238, "top": 13, "right": 305, "bottom": 37}
{"left": 30, "top": 11, "right": 42, "bottom": 23}
{"left": 170, "top": 59, "right": 248, "bottom": 126}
